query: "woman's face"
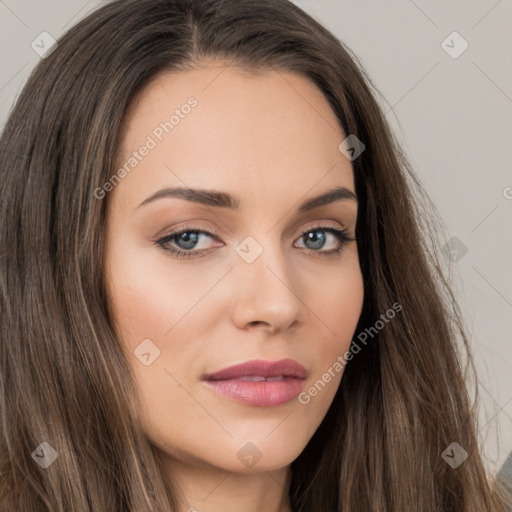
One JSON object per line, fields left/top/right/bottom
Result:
{"left": 103, "top": 62, "right": 364, "bottom": 475}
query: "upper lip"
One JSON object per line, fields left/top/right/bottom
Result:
{"left": 202, "top": 358, "right": 308, "bottom": 381}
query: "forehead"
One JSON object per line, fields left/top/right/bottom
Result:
{"left": 112, "top": 61, "right": 355, "bottom": 211}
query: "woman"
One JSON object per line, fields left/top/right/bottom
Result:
{"left": 0, "top": 0, "right": 509, "bottom": 510}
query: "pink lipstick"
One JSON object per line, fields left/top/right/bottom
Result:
{"left": 201, "top": 358, "right": 308, "bottom": 407}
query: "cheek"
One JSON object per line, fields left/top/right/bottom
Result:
{"left": 106, "top": 243, "right": 212, "bottom": 349}
{"left": 305, "top": 253, "right": 364, "bottom": 353}
{"left": 105, "top": 253, "right": 204, "bottom": 446}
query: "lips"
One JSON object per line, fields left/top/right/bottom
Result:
{"left": 202, "top": 358, "right": 308, "bottom": 381}
{"left": 201, "top": 358, "right": 308, "bottom": 407}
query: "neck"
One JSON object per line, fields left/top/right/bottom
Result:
{"left": 161, "top": 456, "right": 293, "bottom": 512}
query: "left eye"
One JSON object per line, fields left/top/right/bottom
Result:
{"left": 155, "top": 226, "right": 355, "bottom": 259}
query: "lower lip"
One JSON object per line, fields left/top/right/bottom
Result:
{"left": 203, "top": 378, "right": 305, "bottom": 407}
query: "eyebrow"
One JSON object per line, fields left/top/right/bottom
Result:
{"left": 137, "top": 185, "right": 357, "bottom": 212}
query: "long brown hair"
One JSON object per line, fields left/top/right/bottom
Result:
{"left": 0, "top": 0, "right": 509, "bottom": 510}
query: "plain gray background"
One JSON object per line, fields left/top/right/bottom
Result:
{"left": 1, "top": 0, "right": 511, "bottom": 475}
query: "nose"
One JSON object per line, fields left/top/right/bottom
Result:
{"left": 230, "top": 237, "right": 302, "bottom": 334}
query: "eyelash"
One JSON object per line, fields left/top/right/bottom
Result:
{"left": 154, "top": 223, "right": 356, "bottom": 260}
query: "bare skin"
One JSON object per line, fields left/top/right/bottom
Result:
{"left": 103, "top": 60, "right": 364, "bottom": 512}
